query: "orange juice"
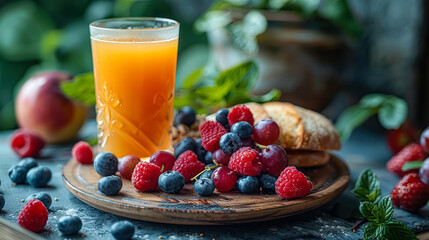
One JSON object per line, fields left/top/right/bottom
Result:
{"left": 91, "top": 37, "right": 178, "bottom": 158}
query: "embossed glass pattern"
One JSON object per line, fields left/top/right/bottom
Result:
{"left": 90, "top": 18, "right": 179, "bottom": 158}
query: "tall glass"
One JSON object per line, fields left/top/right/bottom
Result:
{"left": 89, "top": 18, "right": 179, "bottom": 158}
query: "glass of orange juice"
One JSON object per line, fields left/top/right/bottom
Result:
{"left": 89, "top": 18, "right": 179, "bottom": 158}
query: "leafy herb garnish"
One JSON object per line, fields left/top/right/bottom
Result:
{"left": 402, "top": 161, "right": 424, "bottom": 172}
{"left": 351, "top": 169, "right": 417, "bottom": 240}
{"left": 61, "top": 72, "right": 96, "bottom": 106}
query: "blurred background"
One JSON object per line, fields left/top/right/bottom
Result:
{"left": 0, "top": 0, "right": 428, "bottom": 131}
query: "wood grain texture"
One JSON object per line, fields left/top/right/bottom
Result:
{"left": 0, "top": 217, "right": 44, "bottom": 240}
{"left": 62, "top": 154, "right": 349, "bottom": 225}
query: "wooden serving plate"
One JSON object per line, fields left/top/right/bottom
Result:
{"left": 62, "top": 154, "right": 349, "bottom": 225}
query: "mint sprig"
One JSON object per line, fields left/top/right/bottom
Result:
{"left": 352, "top": 169, "right": 417, "bottom": 240}
{"left": 402, "top": 161, "right": 424, "bottom": 171}
{"left": 61, "top": 72, "right": 96, "bottom": 106}
{"left": 336, "top": 94, "right": 408, "bottom": 142}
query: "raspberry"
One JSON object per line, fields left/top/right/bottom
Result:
{"left": 199, "top": 121, "right": 228, "bottom": 152}
{"left": 17, "top": 199, "right": 48, "bottom": 232}
{"left": 227, "top": 105, "right": 254, "bottom": 127}
{"left": 132, "top": 162, "right": 161, "bottom": 192}
{"left": 173, "top": 150, "right": 205, "bottom": 182}
{"left": 228, "top": 147, "right": 263, "bottom": 176}
{"left": 275, "top": 166, "right": 312, "bottom": 199}
{"left": 10, "top": 129, "right": 45, "bottom": 158}
{"left": 72, "top": 141, "right": 93, "bottom": 164}
{"left": 211, "top": 166, "right": 237, "bottom": 192}
{"left": 391, "top": 173, "right": 429, "bottom": 212}
{"left": 386, "top": 143, "right": 426, "bottom": 177}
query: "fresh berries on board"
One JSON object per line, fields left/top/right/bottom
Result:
{"left": 175, "top": 106, "right": 196, "bottom": 127}
{"left": 211, "top": 166, "right": 237, "bottom": 193}
{"left": 149, "top": 151, "right": 176, "bottom": 173}
{"left": 17, "top": 157, "right": 38, "bottom": 171}
{"left": 237, "top": 176, "right": 260, "bottom": 194}
{"left": 230, "top": 121, "right": 253, "bottom": 140}
{"left": 174, "top": 137, "right": 197, "bottom": 158}
{"left": 212, "top": 149, "right": 231, "bottom": 166}
{"left": 219, "top": 132, "right": 242, "bottom": 155}
{"left": 195, "top": 138, "right": 208, "bottom": 163}
{"left": 275, "top": 166, "right": 312, "bottom": 199}
{"left": 10, "top": 129, "right": 45, "bottom": 158}
{"left": 391, "top": 173, "right": 429, "bottom": 212}
{"left": 228, "top": 105, "right": 254, "bottom": 126}
{"left": 386, "top": 143, "right": 426, "bottom": 177}
{"left": 198, "top": 164, "right": 216, "bottom": 179}
{"left": 111, "top": 220, "right": 135, "bottom": 240}
{"left": 241, "top": 138, "right": 256, "bottom": 149}
{"left": 259, "top": 174, "right": 277, "bottom": 193}
{"left": 229, "top": 147, "right": 263, "bottom": 176}
{"left": 27, "top": 166, "right": 52, "bottom": 188}
{"left": 199, "top": 121, "right": 228, "bottom": 152}
{"left": 387, "top": 122, "right": 417, "bottom": 154}
{"left": 158, "top": 171, "right": 185, "bottom": 194}
{"left": 419, "top": 157, "right": 429, "bottom": 185}
{"left": 132, "top": 162, "right": 161, "bottom": 192}
{"left": 8, "top": 165, "right": 27, "bottom": 184}
{"left": 216, "top": 108, "right": 230, "bottom": 129}
{"left": 98, "top": 176, "right": 122, "bottom": 195}
{"left": 260, "top": 145, "right": 288, "bottom": 176}
{"left": 252, "top": 119, "right": 280, "bottom": 146}
{"left": 72, "top": 141, "right": 93, "bottom": 164}
{"left": 94, "top": 152, "right": 119, "bottom": 176}
{"left": 57, "top": 216, "right": 82, "bottom": 235}
{"left": 194, "top": 178, "right": 215, "bottom": 196}
{"left": 203, "top": 151, "right": 214, "bottom": 165}
{"left": 172, "top": 150, "right": 205, "bottom": 182}
{"left": 421, "top": 126, "right": 429, "bottom": 153}
{"left": 118, "top": 155, "right": 141, "bottom": 179}
{"left": 25, "top": 192, "right": 52, "bottom": 209}
{"left": 17, "top": 199, "right": 48, "bottom": 232}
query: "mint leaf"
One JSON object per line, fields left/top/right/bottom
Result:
{"left": 351, "top": 169, "right": 381, "bottom": 203}
{"left": 402, "top": 161, "right": 424, "bottom": 171}
{"left": 377, "top": 196, "right": 394, "bottom": 222}
{"left": 365, "top": 221, "right": 417, "bottom": 240}
{"left": 335, "top": 105, "right": 378, "bottom": 142}
{"left": 364, "top": 222, "right": 380, "bottom": 240}
{"left": 61, "top": 72, "right": 95, "bottom": 106}
{"left": 182, "top": 67, "right": 204, "bottom": 90}
{"left": 378, "top": 97, "right": 408, "bottom": 129}
{"left": 85, "top": 136, "right": 98, "bottom": 147}
{"left": 360, "top": 196, "right": 393, "bottom": 224}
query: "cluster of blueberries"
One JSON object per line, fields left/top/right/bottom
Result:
{"left": 8, "top": 158, "right": 51, "bottom": 187}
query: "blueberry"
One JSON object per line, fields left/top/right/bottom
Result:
{"left": 194, "top": 178, "right": 215, "bottom": 196}
{"left": 27, "top": 166, "right": 52, "bottom": 187}
{"left": 259, "top": 174, "right": 277, "bottom": 193}
{"left": 174, "top": 106, "right": 196, "bottom": 127}
{"left": 94, "top": 152, "right": 118, "bottom": 176}
{"left": 111, "top": 221, "right": 135, "bottom": 240}
{"left": 237, "top": 176, "right": 259, "bottom": 194}
{"left": 98, "top": 176, "right": 122, "bottom": 195}
{"left": 231, "top": 121, "right": 253, "bottom": 140}
{"left": 195, "top": 138, "right": 207, "bottom": 163}
{"left": 216, "top": 108, "right": 229, "bottom": 129}
{"left": 57, "top": 216, "right": 82, "bottom": 235}
{"left": 8, "top": 165, "right": 27, "bottom": 184}
{"left": 174, "top": 137, "right": 197, "bottom": 158}
{"left": 203, "top": 151, "right": 214, "bottom": 165}
{"left": 158, "top": 171, "right": 185, "bottom": 193}
{"left": 25, "top": 192, "right": 52, "bottom": 209}
{"left": 17, "top": 157, "right": 38, "bottom": 171}
{"left": 0, "top": 194, "right": 4, "bottom": 211}
{"left": 219, "top": 133, "right": 242, "bottom": 155}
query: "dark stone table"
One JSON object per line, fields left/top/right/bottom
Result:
{"left": 0, "top": 121, "right": 428, "bottom": 239}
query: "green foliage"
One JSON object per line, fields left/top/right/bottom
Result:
{"left": 402, "top": 161, "right": 424, "bottom": 171}
{"left": 61, "top": 72, "right": 96, "bottom": 106}
{"left": 336, "top": 94, "right": 408, "bottom": 142}
{"left": 351, "top": 169, "right": 381, "bottom": 203}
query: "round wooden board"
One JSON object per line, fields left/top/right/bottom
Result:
{"left": 62, "top": 154, "right": 349, "bottom": 225}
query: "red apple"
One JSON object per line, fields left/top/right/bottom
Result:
{"left": 15, "top": 71, "right": 88, "bottom": 143}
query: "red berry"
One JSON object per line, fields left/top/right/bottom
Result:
{"left": 252, "top": 119, "right": 280, "bottom": 146}
{"left": 118, "top": 155, "right": 141, "bottom": 180}
{"left": 275, "top": 166, "right": 312, "bottom": 199}
{"left": 211, "top": 166, "right": 237, "bottom": 192}
{"left": 227, "top": 105, "right": 254, "bottom": 127}
{"left": 17, "top": 199, "right": 48, "bottom": 232}
{"left": 260, "top": 145, "right": 288, "bottom": 176}
{"left": 421, "top": 126, "right": 429, "bottom": 153}
{"left": 150, "top": 150, "right": 176, "bottom": 173}
{"left": 228, "top": 147, "right": 263, "bottom": 176}
{"left": 386, "top": 143, "right": 426, "bottom": 177}
{"left": 199, "top": 121, "right": 228, "bottom": 152}
{"left": 132, "top": 162, "right": 161, "bottom": 192}
{"left": 72, "top": 141, "right": 93, "bottom": 164}
{"left": 172, "top": 150, "right": 205, "bottom": 182}
{"left": 387, "top": 122, "right": 418, "bottom": 154}
{"left": 212, "top": 148, "right": 231, "bottom": 166}
{"left": 391, "top": 173, "right": 429, "bottom": 212}
{"left": 10, "top": 129, "right": 45, "bottom": 158}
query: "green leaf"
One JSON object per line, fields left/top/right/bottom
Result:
{"left": 378, "top": 97, "right": 408, "bottom": 129}
{"left": 402, "top": 161, "right": 424, "bottom": 171}
{"left": 360, "top": 196, "right": 393, "bottom": 224}
{"left": 335, "top": 105, "right": 378, "bottom": 142}
{"left": 364, "top": 222, "right": 380, "bottom": 240}
{"left": 351, "top": 169, "right": 381, "bottom": 203}
{"left": 182, "top": 67, "right": 204, "bottom": 90}
{"left": 61, "top": 72, "right": 96, "bottom": 106}
{"left": 249, "top": 89, "right": 281, "bottom": 103}
{"left": 378, "top": 196, "right": 394, "bottom": 222}
{"left": 360, "top": 94, "right": 389, "bottom": 108}
{"left": 85, "top": 136, "right": 98, "bottom": 147}
{"left": 364, "top": 221, "right": 417, "bottom": 240}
